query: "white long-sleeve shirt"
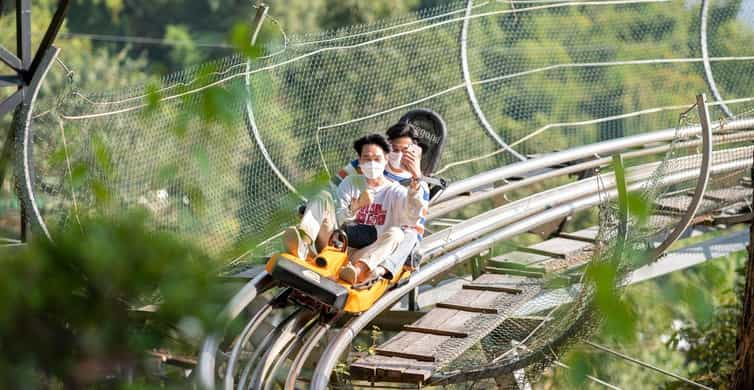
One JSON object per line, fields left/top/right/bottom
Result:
{"left": 336, "top": 159, "right": 430, "bottom": 236}
{"left": 336, "top": 175, "right": 424, "bottom": 237}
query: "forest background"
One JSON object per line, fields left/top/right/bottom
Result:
{"left": 0, "top": 0, "right": 753, "bottom": 388}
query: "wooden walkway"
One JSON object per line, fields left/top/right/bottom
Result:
{"left": 350, "top": 182, "right": 752, "bottom": 384}
{"left": 350, "top": 226, "right": 598, "bottom": 383}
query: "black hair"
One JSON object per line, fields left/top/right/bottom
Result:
{"left": 385, "top": 122, "right": 418, "bottom": 141}
{"left": 353, "top": 133, "right": 391, "bottom": 156}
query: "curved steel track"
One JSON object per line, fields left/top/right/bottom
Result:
{"left": 197, "top": 116, "right": 754, "bottom": 389}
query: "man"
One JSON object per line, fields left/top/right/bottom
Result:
{"left": 336, "top": 133, "right": 425, "bottom": 284}
{"left": 284, "top": 133, "right": 424, "bottom": 284}
{"left": 336, "top": 123, "right": 430, "bottom": 272}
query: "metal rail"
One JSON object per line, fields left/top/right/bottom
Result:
{"left": 284, "top": 318, "right": 336, "bottom": 390}
{"left": 310, "top": 148, "right": 753, "bottom": 388}
{"left": 459, "top": 0, "right": 527, "bottom": 161}
{"left": 699, "top": 0, "right": 733, "bottom": 119}
{"left": 196, "top": 125, "right": 754, "bottom": 389}
{"left": 249, "top": 309, "right": 316, "bottom": 389}
{"left": 197, "top": 272, "right": 275, "bottom": 390}
{"left": 429, "top": 130, "right": 754, "bottom": 219}
{"left": 223, "top": 292, "right": 281, "bottom": 389}
{"left": 420, "top": 151, "right": 717, "bottom": 260}
{"left": 433, "top": 117, "right": 754, "bottom": 203}
{"left": 14, "top": 47, "right": 60, "bottom": 240}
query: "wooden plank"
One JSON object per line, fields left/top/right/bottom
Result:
{"left": 558, "top": 226, "right": 600, "bottom": 243}
{"left": 485, "top": 266, "right": 545, "bottom": 278}
{"left": 441, "top": 288, "right": 506, "bottom": 309}
{"left": 409, "top": 308, "right": 476, "bottom": 334}
{"left": 705, "top": 186, "right": 751, "bottom": 203}
{"left": 353, "top": 275, "right": 543, "bottom": 384}
{"left": 518, "top": 237, "right": 593, "bottom": 260}
{"left": 402, "top": 325, "right": 468, "bottom": 338}
{"left": 435, "top": 302, "right": 499, "bottom": 314}
{"left": 374, "top": 331, "right": 448, "bottom": 362}
{"left": 486, "top": 260, "right": 546, "bottom": 273}
{"left": 375, "top": 314, "right": 456, "bottom": 363}
{"left": 488, "top": 251, "right": 550, "bottom": 266}
{"left": 654, "top": 194, "right": 693, "bottom": 213}
{"left": 350, "top": 355, "right": 433, "bottom": 383}
{"left": 472, "top": 273, "right": 526, "bottom": 285}
{"left": 374, "top": 348, "right": 437, "bottom": 362}
{"left": 654, "top": 194, "right": 719, "bottom": 214}
{"left": 540, "top": 256, "right": 592, "bottom": 273}
{"left": 371, "top": 310, "right": 426, "bottom": 331}
{"left": 462, "top": 283, "right": 522, "bottom": 294}
{"left": 376, "top": 287, "right": 503, "bottom": 361}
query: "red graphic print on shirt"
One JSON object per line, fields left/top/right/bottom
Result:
{"left": 356, "top": 203, "right": 386, "bottom": 226}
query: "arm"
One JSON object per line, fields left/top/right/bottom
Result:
{"left": 333, "top": 159, "right": 360, "bottom": 186}
{"left": 335, "top": 176, "right": 372, "bottom": 225}
{"left": 336, "top": 177, "right": 356, "bottom": 225}
{"left": 402, "top": 178, "right": 426, "bottom": 223}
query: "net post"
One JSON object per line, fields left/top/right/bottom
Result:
{"left": 699, "top": 0, "right": 733, "bottom": 119}
{"left": 652, "top": 94, "right": 713, "bottom": 259}
{"left": 459, "top": 0, "right": 527, "bottom": 161}
{"left": 612, "top": 153, "right": 629, "bottom": 251}
{"left": 250, "top": 3, "right": 269, "bottom": 46}
{"left": 407, "top": 288, "right": 420, "bottom": 312}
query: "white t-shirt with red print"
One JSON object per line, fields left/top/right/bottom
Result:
{"left": 336, "top": 159, "right": 430, "bottom": 237}
{"left": 336, "top": 175, "right": 423, "bottom": 237}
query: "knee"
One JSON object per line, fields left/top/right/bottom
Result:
{"left": 384, "top": 227, "right": 404, "bottom": 241}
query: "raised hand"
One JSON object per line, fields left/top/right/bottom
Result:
{"left": 352, "top": 189, "right": 373, "bottom": 212}
{"left": 402, "top": 144, "right": 423, "bottom": 179}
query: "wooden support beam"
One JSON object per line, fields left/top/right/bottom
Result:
{"left": 485, "top": 260, "right": 546, "bottom": 273}
{"left": 557, "top": 232, "right": 597, "bottom": 243}
{"left": 435, "top": 302, "right": 499, "bottom": 314}
{"left": 370, "top": 310, "right": 426, "bottom": 331}
{"left": 374, "top": 348, "right": 436, "bottom": 362}
{"left": 485, "top": 266, "right": 544, "bottom": 278}
{"left": 402, "top": 325, "right": 468, "bottom": 338}
{"left": 462, "top": 283, "right": 522, "bottom": 294}
{"left": 516, "top": 245, "right": 566, "bottom": 259}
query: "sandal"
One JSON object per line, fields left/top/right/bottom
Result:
{"left": 339, "top": 264, "right": 359, "bottom": 284}
{"left": 352, "top": 268, "right": 386, "bottom": 290}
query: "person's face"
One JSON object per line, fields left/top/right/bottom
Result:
{"left": 389, "top": 136, "right": 414, "bottom": 154}
{"left": 359, "top": 144, "right": 386, "bottom": 165}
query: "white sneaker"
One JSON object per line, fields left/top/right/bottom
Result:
{"left": 339, "top": 264, "right": 359, "bottom": 284}
{"left": 282, "top": 227, "right": 311, "bottom": 260}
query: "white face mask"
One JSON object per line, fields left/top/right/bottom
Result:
{"left": 387, "top": 151, "right": 403, "bottom": 169}
{"left": 361, "top": 160, "right": 386, "bottom": 180}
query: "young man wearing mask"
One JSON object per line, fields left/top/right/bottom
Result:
{"left": 335, "top": 123, "right": 431, "bottom": 277}
{"left": 284, "top": 133, "right": 424, "bottom": 285}
{"left": 336, "top": 123, "right": 430, "bottom": 238}
{"left": 336, "top": 133, "right": 424, "bottom": 284}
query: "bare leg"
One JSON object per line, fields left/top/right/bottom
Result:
{"left": 341, "top": 227, "right": 405, "bottom": 283}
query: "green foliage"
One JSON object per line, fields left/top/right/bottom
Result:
{"left": 0, "top": 211, "right": 226, "bottom": 388}
{"left": 665, "top": 252, "right": 747, "bottom": 388}
{"left": 164, "top": 25, "right": 202, "bottom": 66}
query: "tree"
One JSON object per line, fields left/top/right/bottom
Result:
{"left": 731, "top": 160, "right": 754, "bottom": 389}
{"left": 0, "top": 211, "right": 228, "bottom": 388}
